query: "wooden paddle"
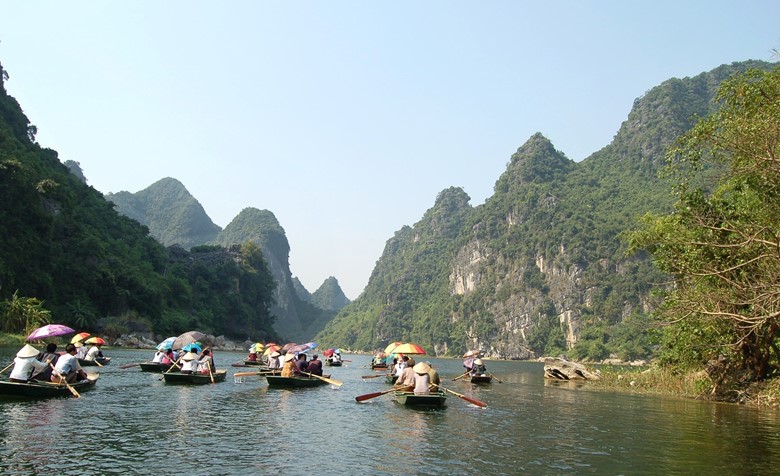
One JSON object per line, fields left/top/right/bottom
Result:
{"left": 233, "top": 370, "right": 279, "bottom": 377}
{"left": 487, "top": 372, "right": 503, "bottom": 383}
{"left": 159, "top": 356, "right": 184, "bottom": 381}
{"left": 355, "top": 387, "right": 395, "bottom": 402}
{"left": 361, "top": 374, "right": 390, "bottom": 379}
{"left": 433, "top": 384, "right": 487, "bottom": 408}
{"left": 120, "top": 363, "right": 141, "bottom": 369}
{"left": 306, "top": 372, "right": 342, "bottom": 387}
{"left": 1, "top": 362, "right": 13, "bottom": 374}
{"left": 49, "top": 363, "right": 81, "bottom": 398}
{"left": 208, "top": 361, "right": 215, "bottom": 384}
{"left": 452, "top": 371, "right": 470, "bottom": 381}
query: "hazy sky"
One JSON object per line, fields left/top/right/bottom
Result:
{"left": 1, "top": 2, "right": 777, "bottom": 299}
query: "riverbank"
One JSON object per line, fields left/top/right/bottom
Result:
{"left": 589, "top": 364, "right": 780, "bottom": 408}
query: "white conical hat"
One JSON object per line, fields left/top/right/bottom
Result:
{"left": 182, "top": 352, "right": 198, "bottom": 361}
{"left": 16, "top": 344, "right": 40, "bottom": 358}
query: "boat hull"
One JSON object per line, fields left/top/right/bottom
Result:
{"left": 470, "top": 374, "right": 493, "bottom": 384}
{"left": 371, "top": 363, "right": 389, "bottom": 370}
{"left": 162, "top": 370, "right": 227, "bottom": 385}
{"left": 79, "top": 357, "right": 111, "bottom": 366}
{"left": 139, "top": 362, "right": 175, "bottom": 373}
{"left": 266, "top": 375, "right": 330, "bottom": 388}
{"left": 324, "top": 360, "right": 342, "bottom": 367}
{"left": 394, "top": 391, "right": 446, "bottom": 407}
{"left": 0, "top": 374, "right": 99, "bottom": 399}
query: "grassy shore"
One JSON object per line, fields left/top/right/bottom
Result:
{"left": 589, "top": 364, "right": 780, "bottom": 408}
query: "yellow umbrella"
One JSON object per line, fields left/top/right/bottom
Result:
{"left": 384, "top": 341, "right": 404, "bottom": 354}
{"left": 251, "top": 343, "right": 265, "bottom": 353}
{"left": 393, "top": 343, "right": 426, "bottom": 355}
{"left": 71, "top": 332, "right": 91, "bottom": 344}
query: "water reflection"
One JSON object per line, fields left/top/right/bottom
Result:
{"left": 1, "top": 348, "right": 779, "bottom": 475}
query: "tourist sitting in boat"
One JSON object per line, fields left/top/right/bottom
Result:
{"left": 9, "top": 344, "right": 49, "bottom": 383}
{"left": 331, "top": 351, "right": 342, "bottom": 364}
{"left": 412, "top": 362, "right": 432, "bottom": 395}
{"left": 280, "top": 353, "right": 296, "bottom": 377}
{"left": 152, "top": 350, "right": 165, "bottom": 363}
{"left": 471, "top": 358, "right": 487, "bottom": 376}
{"left": 426, "top": 362, "right": 441, "bottom": 387}
{"left": 394, "top": 355, "right": 409, "bottom": 377}
{"left": 247, "top": 349, "right": 258, "bottom": 362}
{"left": 307, "top": 355, "right": 323, "bottom": 376}
{"left": 198, "top": 349, "right": 215, "bottom": 374}
{"left": 294, "top": 353, "right": 309, "bottom": 375}
{"left": 268, "top": 351, "right": 281, "bottom": 370}
{"left": 372, "top": 353, "right": 385, "bottom": 367}
{"left": 31, "top": 343, "right": 59, "bottom": 381}
{"left": 161, "top": 349, "right": 175, "bottom": 365}
{"left": 75, "top": 342, "right": 88, "bottom": 359}
{"left": 180, "top": 352, "right": 199, "bottom": 374}
{"left": 393, "top": 363, "right": 416, "bottom": 391}
{"left": 51, "top": 344, "right": 88, "bottom": 383}
{"left": 84, "top": 342, "right": 103, "bottom": 361}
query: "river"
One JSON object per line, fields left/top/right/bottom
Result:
{"left": 1, "top": 347, "right": 779, "bottom": 475}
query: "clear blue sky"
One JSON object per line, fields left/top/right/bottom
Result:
{"left": 1, "top": 2, "right": 778, "bottom": 299}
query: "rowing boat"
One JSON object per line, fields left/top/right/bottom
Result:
{"left": 139, "top": 362, "right": 176, "bottom": 373}
{"left": 162, "top": 370, "right": 227, "bottom": 385}
{"left": 393, "top": 390, "right": 446, "bottom": 407}
{"left": 0, "top": 373, "right": 99, "bottom": 399}
{"left": 324, "top": 359, "right": 342, "bottom": 367}
{"left": 370, "top": 362, "right": 389, "bottom": 370}
{"left": 470, "top": 374, "right": 493, "bottom": 384}
{"left": 79, "top": 357, "right": 111, "bottom": 366}
{"left": 266, "top": 375, "right": 331, "bottom": 388}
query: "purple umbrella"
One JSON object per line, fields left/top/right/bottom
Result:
{"left": 286, "top": 342, "right": 317, "bottom": 355}
{"left": 27, "top": 324, "right": 76, "bottom": 341}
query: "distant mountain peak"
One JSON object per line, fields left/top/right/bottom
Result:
{"left": 493, "top": 132, "right": 574, "bottom": 194}
{"left": 311, "top": 276, "right": 350, "bottom": 311}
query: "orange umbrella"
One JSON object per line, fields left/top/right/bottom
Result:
{"left": 84, "top": 336, "right": 106, "bottom": 345}
{"left": 383, "top": 341, "right": 404, "bottom": 354}
{"left": 263, "top": 344, "right": 282, "bottom": 356}
{"left": 71, "top": 332, "right": 91, "bottom": 344}
{"left": 392, "top": 343, "right": 426, "bottom": 355}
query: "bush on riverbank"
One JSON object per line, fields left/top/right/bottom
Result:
{"left": 591, "top": 365, "right": 780, "bottom": 408}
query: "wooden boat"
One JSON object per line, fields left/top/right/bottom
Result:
{"left": 139, "top": 362, "right": 176, "bottom": 373}
{"left": 0, "top": 373, "right": 99, "bottom": 399}
{"left": 266, "top": 374, "right": 331, "bottom": 388}
{"left": 371, "top": 362, "right": 389, "bottom": 370}
{"left": 393, "top": 390, "right": 446, "bottom": 407}
{"left": 242, "top": 360, "right": 267, "bottom": 366}
{"left": 324, "top": 359, "right": 342, "bottom": 367}
{"left": 162, "top": 370, "right": 227, "bottom": 385}
{"left": 385, "top": 374, "right": 398, "bottom": 385}
{"left": 79, "top": 357, "right": 111, "bottom": 366}
{"left": 470, "top": 374, "right": 493, "bottom": 384}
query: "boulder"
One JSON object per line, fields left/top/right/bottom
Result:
{"left": 543, "top": 357, "right": 600, "bottom": 380}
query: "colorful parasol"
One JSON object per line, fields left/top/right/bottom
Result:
{"left": 323, "top": 348, "right": 335, "bottom": 357}
{"left": 263, "top": 344, "right": 282, "bottom": 356}
{"left": 173, "top": 331, "right": 206, "bottom": 350}
{"left": 286, "top": 342, "right": 317, "bottom": 355}
{"left": 84, "top": 336, "right": 106, "bottom": 345}
{"left": 156, "top": 336, "right": 177, "bottom": 351}
{"left": 182, "top": 342, "right": 203, "bottom": 353}
{"left": 26, "top": 324, "right": 75, "bottom": 341}
{"left": 392, "top": 343, "right": 426, "bottom": 355}
{"left": 383, "top": 341, "right": 404, "bottom": 355}
{"left": 70, "top": 332, "right": 91, "bottom": 344}
{"left": 248, "top": 343, "right": 265, "bottom": 353}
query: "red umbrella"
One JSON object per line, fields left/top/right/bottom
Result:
{"left": 323, "top": 348, "right": 335, "bottom": 357}
{"left": 392, "top": 343, "right": 426, "bottom": 355}
{"left": 27, "top": 324, "right": 75, "bottom": 341}
{"left": 84, "top": 336, "right": 106, "bottom": 345}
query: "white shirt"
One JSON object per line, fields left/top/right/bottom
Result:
{"left": 9, "top": 356, "right": 47, "bottom": 381}
{"left": 181, "top": 359, "right": 199, "bottom": 372}
{"left": 85, "top": 346, "right": 101, "bottom": 361}
{"left": 76, "top": 346, "right": 88, "bottom": 359}
{"left": 53, "top": 353, "right": 82, "bottom": 375}
{"left": 152, "top": 351, "right": 164, "bottom": 363}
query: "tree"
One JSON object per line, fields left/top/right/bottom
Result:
{"left": 0, "top": 290, "right": 52, "bottom": 335}
{"left": 629, "top": 65, "right": 780, "bottom": 382}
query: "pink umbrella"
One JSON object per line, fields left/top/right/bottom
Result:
{"left": 27, "top": 324, "right": 75, "bottom": 341}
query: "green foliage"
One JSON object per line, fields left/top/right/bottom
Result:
{"left": 629, "top": 65, "right": 780, "bottom": 381}
{"left": 0, "top": 290, "right": 51, "bottom": 335}
{"left": 0, "top": 61, "right": 279, "bottom": 343}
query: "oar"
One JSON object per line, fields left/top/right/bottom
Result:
{"left": 433, "top": 384, "right": 487, "bottom": 408}
{"left": 306, "top": 372, "right": 342, "bottom": 387}
{"left": 159, "top": 356, "right": 183, "bottom": 380}
{"left": 361, "top": 374, "right": 390, "bottom": 379}
{"left": 233, "top": 370, "right": 279, "bottom": 377}
{"left": 452, "top": 371, "right": 470, "bottom": 381}
{"left": 208, "top": 361, "right": 215, "bottom": 384}
{"left": 355, "top": 388, "right": 395, "bottom": 402}
{"left": 487, "top": 372, "right": 503, "bottom": 383}
{"left": 49, "top": 364, "right": 80, "bottom": 398}
{"left": 1, "top": 362, "right": 13, "bottom": 374}
{"left": 93, "top": 359, "right": 104, "bottom": 367}
{"left": 120, "top": 363, "right": 141, "bottom": 369}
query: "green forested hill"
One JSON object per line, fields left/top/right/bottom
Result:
{"left": 317, "top": 60, "right": 776, "bottom": 360}
{"left": 0, "top": 61, "right": 278, "bottom": 342}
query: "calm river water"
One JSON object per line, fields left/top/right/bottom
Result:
{"left": 1, "top": 347, "right": 779, "bottom": 475}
